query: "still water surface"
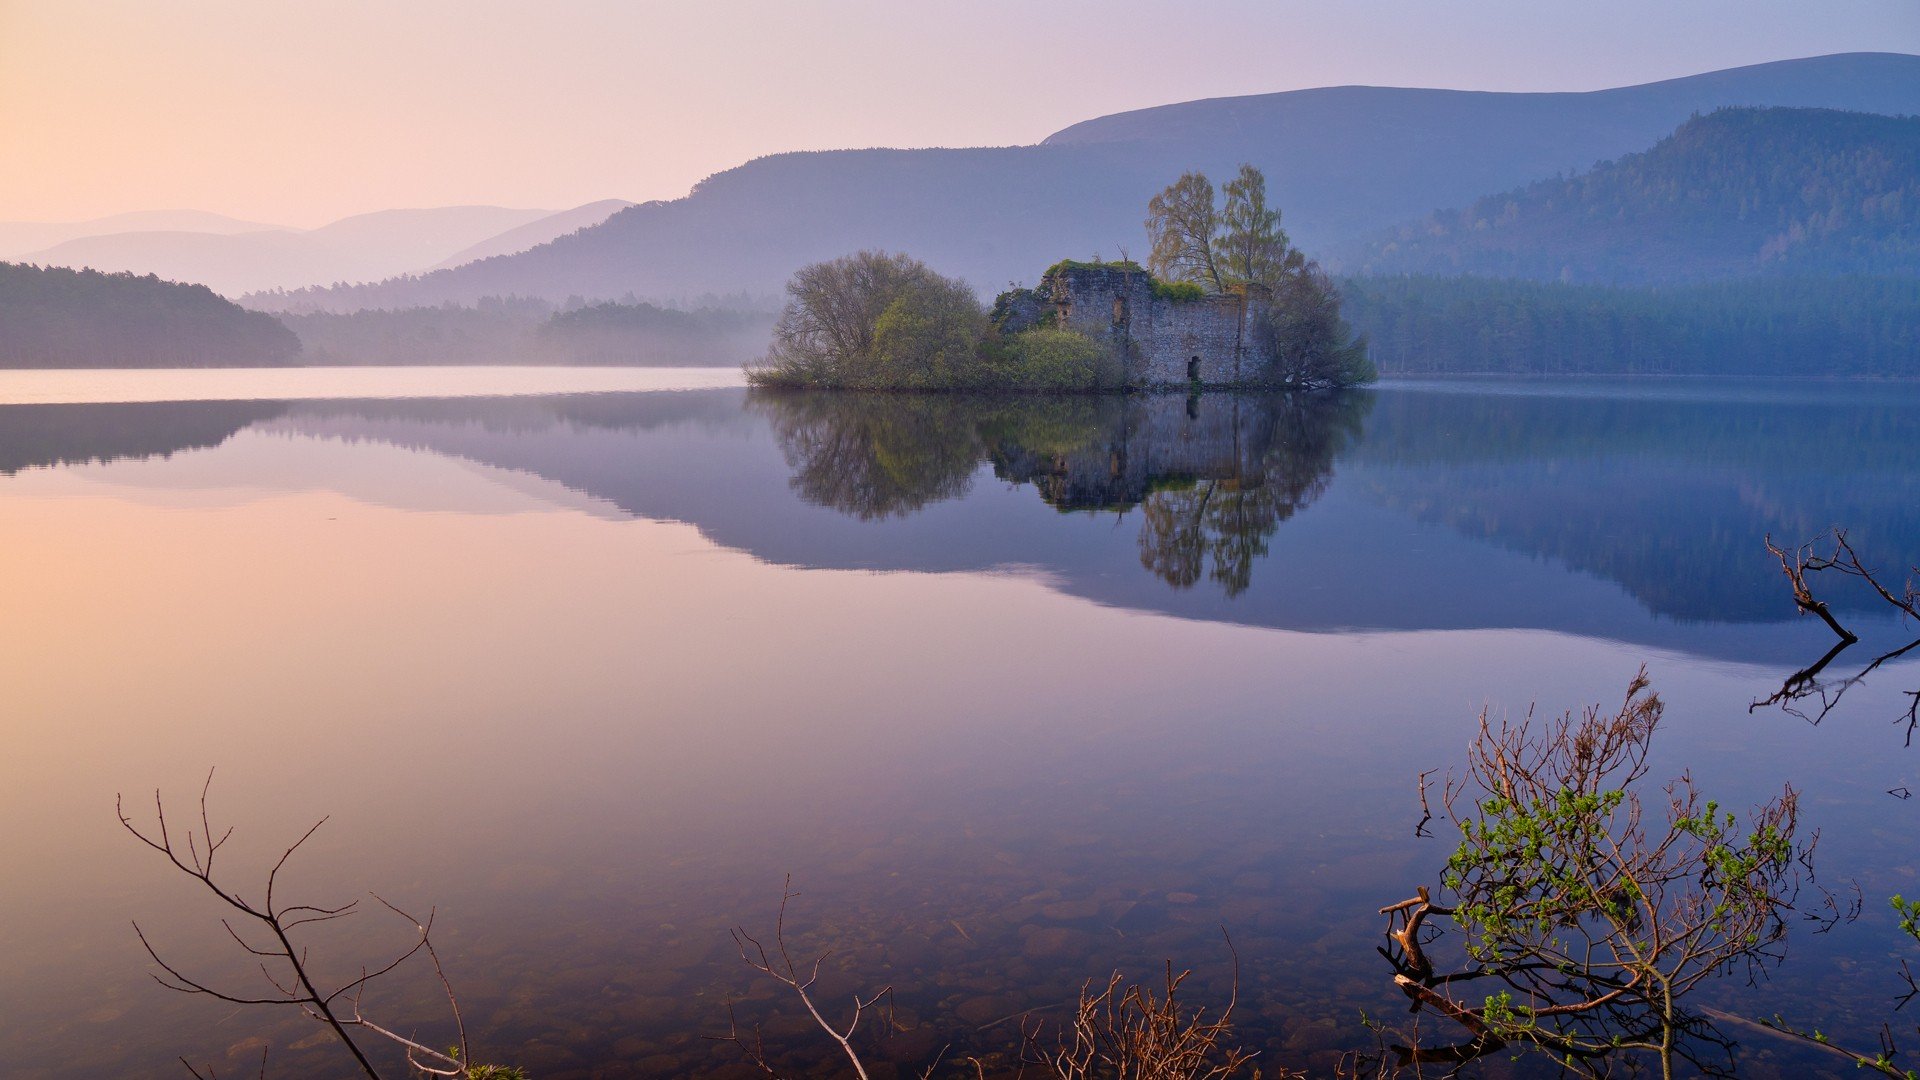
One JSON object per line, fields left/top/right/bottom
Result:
{"left": 2, "top": 373, "right": 1916, "bottom": 1077}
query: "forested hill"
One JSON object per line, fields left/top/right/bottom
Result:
{"left": 0, "top": 263, "right": 301, "bottom": 368}
{"left": 1357, "top": 108, "right": 1920, "bottom": 283}
{"left": 245, "top": 53, "right": 1920, "bottom": 310}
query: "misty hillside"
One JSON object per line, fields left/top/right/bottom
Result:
{"left": 20, "top": 205, "right": 565, "bottom": 296}
{"left": 428, "top": 200, "right": 635, "bottom": 270}
{"left": 1356, "top": 108, "right": 1920, "bottom": 283}
{"left": 0, "top": 263, "right": 300, "bottom": 368}
{"left": 257, "top": 52, "right": 1920, "bottom": 310}
{"left": 0, "top": 210, "right": 282, "bottom": 260}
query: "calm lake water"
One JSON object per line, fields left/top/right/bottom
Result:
{"left": 2, "top": 372, "right": 1917, "bottom": 1078}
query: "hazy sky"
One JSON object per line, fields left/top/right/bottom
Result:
{"left": 2, "top": 0, "right": 1915, "bottom": 227}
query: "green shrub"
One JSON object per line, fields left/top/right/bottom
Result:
{"left": 991, "top": 326, "right": 1123, "bottom": 390}
{"left": 1150, "top": 279, "right": 1207, "bottom": 302}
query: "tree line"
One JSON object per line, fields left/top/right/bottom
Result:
{"left": 1356, "top": 107, "right": 1920, "bottom": 284}
{"left": 0, "top": 262, "right": 300, "bottom": 368}
{"left": 1341, "top": 273, "right": 1920, "bottom": 376}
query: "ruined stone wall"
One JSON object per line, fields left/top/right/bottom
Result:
{"left": 1042, "top": 266, "right": 1265, "bottom": 387}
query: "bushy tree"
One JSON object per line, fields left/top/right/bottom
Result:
{"left": 991, "top": 326, "right": 1124, "bottom": 390}
{"left": 1215, "top": 164, "right": 1304, "bottom": 291}
{"left": 754, "top": 251, "right": 985, "bottom": 388}
{"left": 1144, "top": 168, "right": 1372, "bottom": 387}
{"left": 1251, "top": 267, "right": 1375, "bottom": 388}
{"left": 1145, "top": 172, "right": 1224, "bottom": 291}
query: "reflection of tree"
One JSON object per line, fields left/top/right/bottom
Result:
{"left": 1136, "top": 394, "right": 1369, "bottom": 596}
{"left": 0, "top": 400, "right": 286, "bottom": 475}
{"left": 752, "top": 392, "right": 983, "bottom": 520}
{"left": 751, "top": 389, "right": 1372, "bottom": 594}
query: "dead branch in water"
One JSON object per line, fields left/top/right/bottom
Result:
{"left": 1755, "top": 529, "right": 1920, "bottom": 743}
{"left": 119, "top": 771, "right": 513, "bottom": 1079}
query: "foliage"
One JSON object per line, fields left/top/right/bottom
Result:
{"left": 1150, "top": 279, "right": 1207, "bottom": 302}
{"left": 1250, "top": 269, "right": 1375, "bottom": 388}
{"left": 989, "top": 326, "right": 1125, "bottom": 391}
{"left": 1045, "top": 258, "right": 1147, "bottom": 278}
{"left": 537, "top": 300, "right": 772, "bottom": 365}
{"left": 0, "top": 261, "right": 301, "bottom": 368}
{"left": 1145, "top": 172, "right": 1225, "bottom": 291}
{"left": 281, "top": 297, "right": 772, "bottom": 366}
{"left": 1359, "top": 107, "right": 1920, "bottom": 284}
{"left": 750, "top": 251, "right": 1005, "bottom": 390}
{"left": 1340, "top": 273, "right": 1920, "bottom": 376}
{"left": 1384, "top": 671, "right": 1812, "bottom": 1075}
{"left": 1215, "top": 164, "right": 1305, "bottom": 292}
{"left": 869, "top": 275, "right": 992, "bottom": 388}
{"left": 1144, "top": 167, "right": 1370, "bottom": 387}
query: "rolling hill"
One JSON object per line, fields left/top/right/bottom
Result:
{"left": 1355, "top": 107, "right": 1920, "bottom": 283}
{"left": 0, "top": 210, "right": 282, "bottom": 261}
{"left": 0, "top": 263, "right": 300, "bottom": 367}
{"left": 253, "top": 52, "right": 1920, "bottom": 310}
{"left": 427, "top": 199, "right": 635, "bottom": 270}
{"left": 21, "top": 205, "right": 557, "bottom": 296}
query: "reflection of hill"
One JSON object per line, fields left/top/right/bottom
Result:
{"left": 1346, "top": 384, "right": 1920, "bottom": 622}
{"left": 15, "top": 382, "right": 1909, "bottom": 661}
{"left": 0, "top": 400, "right": 286, "bottom": 475}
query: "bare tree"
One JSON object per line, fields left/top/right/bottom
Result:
{"left": 118, "top": 771, "right": 520, "bottom": 1079}
{"left": 1753, "top": 528, "right": 1920, "bottom": 740}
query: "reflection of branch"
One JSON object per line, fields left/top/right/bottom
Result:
{"left": 1756, "top": 530, "right": 1920, "bottom": 742}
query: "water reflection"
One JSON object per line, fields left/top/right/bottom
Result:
{"left": 5, "top": 383, "right": 1917, "bottom": 648}
{"left": 756, "top": 391, "right": 1369, "bottom": 595}
{"left": 1, "top": 376, "right": 1917, "bottom": 1078}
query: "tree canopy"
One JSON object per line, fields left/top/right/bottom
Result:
{"left": 0, "top": 262, "right": 300, "bottom": 368}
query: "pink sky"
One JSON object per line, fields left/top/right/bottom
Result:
{"left": 2, "top": 0, "right": 1914, "bottom": 226}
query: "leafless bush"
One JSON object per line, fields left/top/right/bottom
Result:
{"left": 119, "top": 770, "right": 519, "bottom": 1079}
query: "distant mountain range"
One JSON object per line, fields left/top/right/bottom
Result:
{"left": 250, "top": 52, "right": 1920, "bottom": 310}
{"left": 1356, "top": 108, "right": 1920, "bottom": 282}
{"left": 2, "top": 201, "right": 632, "bottom": 297}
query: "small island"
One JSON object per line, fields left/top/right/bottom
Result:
{"left": 748, "top": 167, "right": 1374, "bottom": 392}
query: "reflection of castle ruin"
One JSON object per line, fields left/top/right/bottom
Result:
{"left": 991, "top": 393, "right": 1279, "bottom": 511}
{"left": 999, "top": 264, "right": 1268, "bottom": 387}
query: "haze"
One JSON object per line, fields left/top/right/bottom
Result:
{"left": 3, "top": 0, "right": 1915, "bottom": 227}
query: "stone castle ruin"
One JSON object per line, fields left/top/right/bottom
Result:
{"left": 996, "top": 263, "right": 1272, "bottom": 388}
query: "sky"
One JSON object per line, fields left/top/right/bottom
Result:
{"left": 1, "top": 0, "right": 1915, "bottom": 227}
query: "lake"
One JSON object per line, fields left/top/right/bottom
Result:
{"left": 2, "top": 370, "right": 1916, "bottom": 1078}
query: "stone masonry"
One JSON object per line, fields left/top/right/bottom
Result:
{"left": 1039, "top": 265, "right": 1270, "bottom": 387}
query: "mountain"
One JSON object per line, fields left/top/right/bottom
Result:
{"left": 1355, "top": 108, "right": 1920, "bottom": 283}
{"left": 258, "top": 52, "right": 1920, "bottom": 310}
{"left": 0, "top": 262, "right": 301, "bottom": 367}
{"left": 0, "top": 210, "right": 283, "bottom": 260}
{"left": 19, "top": 205, "right": 561, "bottom": 296}
{"left": 428, "top": 199, "right": 635, "bottom": 270}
